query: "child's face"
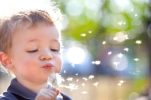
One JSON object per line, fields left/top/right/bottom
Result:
{"left": 9, "top": 24, "right": 61, "bottom": 84}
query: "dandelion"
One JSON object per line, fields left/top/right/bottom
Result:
{"left": 82, "top": 77, "right": 88, "bottom": 81}
{"left": 117, "top": 80, "right": 125, "bottom": 87}
{"left": 135, "top": 40, "right": 142, "bottom": 45}
{"left": 117, "top": 53, "right": 123, "bottom": 58}
{"left": 81, "top": 91, "right": 88, "bottom": 94}
{"left": 66, "top": 77, "right": 73, "bottom": 81}
{"left": 93, "top": 82, "right": 99, "bottom": 87}
{"left": 88, "top": 75, "right": 94, "bottom": 80}
{"left": 102, "top": 41, "right": 106, "bottom": 45}
{"left": 108, "top": 51, "right": 112, "bottom": 55}
{"left": 92, "top": 60, "right": 101, "bottom": 65}
{"left": 134, "top": 58, "right": 139, "bottom": 62}
{"left": 124, "top": 48, "right": 129, "bottom": 52}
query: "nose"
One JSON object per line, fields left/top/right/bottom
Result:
{"left": 39, "top": 50, "right": 53, "bottom": 61}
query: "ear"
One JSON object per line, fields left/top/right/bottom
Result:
{"left": 0, "top": 51, "right": 12, "bottom": 69}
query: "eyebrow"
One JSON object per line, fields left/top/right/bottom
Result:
{"left": 28, "top": 39, "right": 38, "bottom": 42}
{"left": 28, "top": 39, "right": 60, "bottom": 45}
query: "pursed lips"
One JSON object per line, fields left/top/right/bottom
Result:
{"left": 42, "top": 63, "right": 55, "bottom": 69}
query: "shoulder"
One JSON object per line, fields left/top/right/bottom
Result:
{"left": 0, "top": 92, "right": 17, "bottom": 100}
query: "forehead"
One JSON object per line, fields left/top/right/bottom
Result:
{"left": 13, "top": 24, "right": 60, "bottom": 43}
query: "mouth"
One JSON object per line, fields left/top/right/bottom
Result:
{"left": 42, "top": 63, "right": 55, "bottom": 69}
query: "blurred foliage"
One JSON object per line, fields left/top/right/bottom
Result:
{"left": 56, "top": 0, "right": 150, "bottom": 58}
{"left": 54, "top": 0, "right": 151, "bottom": 99}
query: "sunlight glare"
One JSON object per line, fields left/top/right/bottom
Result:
{"left": 66, "top": 47, "right": 87, "bottom": 64}
{"left": 0, "top": 0, "right": 51, "bottom": 18}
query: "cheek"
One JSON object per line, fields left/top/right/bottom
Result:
{"left": 55, "top": 57, "right": 62, "bottom": 73}
{"left": 13, "top": 56, "right": 37, "bottom": 70}
{"left": 20, "top": 56, "right": 34, "bottom": 64}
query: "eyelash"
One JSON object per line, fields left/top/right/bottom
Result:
{"left": 51, "top": 49, "right": 60, "bottom": 53}
{"left": 27, "top": 49, "right": 60, "bottom": 53}
{"left": 27, "top": 49, "right": 38, "bottom": 53}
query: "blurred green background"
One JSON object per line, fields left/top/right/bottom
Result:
{"left": 0, "top": 0, "right": 151, "bottom": 100}
{"left": 55, "top": 0, "right": 151, "bottom": 99}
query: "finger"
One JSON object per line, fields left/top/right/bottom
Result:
{"left": 47, "top": 88, "right": 59, "bottom": 97}
{"left": 46, "top": 87, "right": 60, "bottom": 96}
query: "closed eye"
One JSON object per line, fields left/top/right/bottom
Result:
{"left": 27, "top": 49, "right": 38, "bottom": 53}
{"left": 51, "top": 49, "right": 60, "bottom": 52}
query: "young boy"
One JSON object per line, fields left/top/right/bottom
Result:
{"left": 0, "top": 5, "right": 71, "bottom": 100}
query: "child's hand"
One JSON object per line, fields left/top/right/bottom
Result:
{"left": 35, "top": 86, "right": 59, "bottom": 100}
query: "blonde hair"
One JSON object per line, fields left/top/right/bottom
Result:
{"left": 0, "top": 8, "right": 61, "bottom": 54}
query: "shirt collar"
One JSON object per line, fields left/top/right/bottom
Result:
{"left": 7, "top": 78, "right": 37, "bottom": 99}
